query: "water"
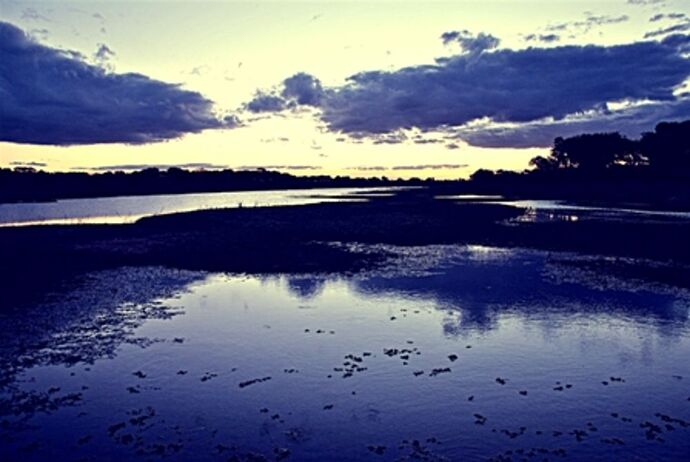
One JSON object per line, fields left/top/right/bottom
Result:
{"left": 0, "top": 187, "right": 395, "bottom": 227}
{"left": 1, "top": 246, "right": 689, "bottom": 461}
{"left": 438, "top": 195, "right": 690, "bottom": 222}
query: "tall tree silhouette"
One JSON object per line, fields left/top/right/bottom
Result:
{"left": 640, "top": 120, "right": 690, "bottom": 175}
{"left": 530, "top": 133, "right": 640, "bottom": 172}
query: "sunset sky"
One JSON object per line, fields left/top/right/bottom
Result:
{"left": 1, "top": 0, "right": 689, "bottom": 179}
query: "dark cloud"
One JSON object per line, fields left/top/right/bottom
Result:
{"left": 524, "top": 33, "right": 560, "bottom": 43}
{"left": 282, "top": 73, "right": 324, "bottom": 105}
{"left": 546, "top": 14, "right": 629, "bottom": 35}
{"left": 413, "top": 138, "right": 444, "bottom": 144}
{"left": 391, "top": 164, "right": 468, "bottom": 171}
{"left": 246, "top": 73, "right": 324, "bottom": 113}
{"left": 74, "top": 163, "right": 230, "bottom": 172}
{"left": 648, "top": 13, "right": 686, "bottom": 23}
{"left": 453, "top": 98, "right": 690, "bottom": 148}
{"left": 94, "top": 43, "right": 114, "bottom": 60}
{"left": 246, "top": 92, "right": 287, "bottom": 112}
{"left": 93, "top": 43, "right": 115, "bottom": 69}
{"left": 0, "top": 21, "right": 233, "bottom": 146}
{"left": 260, "top": 137, "right": 290, "bottom": 143}
{"left": 248, "top": 34, "right": 690, "bottom": 148}
{"left": 348, "top": 164, "right": 467, "bottom": 171}
{"left": 347, "top": 166, "right": 387, "bottom": 171}
{"left": 645, "top": 20, "right": 690, "bottom": 38}
{"left": 9, "top": 161, "right": 48, "bottom": 167}
{"left": 236, "top": 165, "right": 320, "bottom": 171}
{"left": 441, "top": 30, "right": 500, "bottom": 54}
{"left": 321, "top": 35, "right": 690, "bottom": 135}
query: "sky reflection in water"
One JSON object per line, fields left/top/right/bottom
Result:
{"left": 1, "top": 246, "right": 689, "bottom": 461}
{"left": 0, "top": 187, "right": 392, "bottom": 227}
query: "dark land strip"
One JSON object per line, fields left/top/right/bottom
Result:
{"left": 2, "top": 188, "right": 690, "bottom": 310}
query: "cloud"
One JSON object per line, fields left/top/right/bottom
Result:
{"left": 391, "top": 164, "right": 468, "bottom": 170}
{"left": 188, "top": 64, "right": 210, "bottom": 76}
{"left": 246, "top": 73, "right": 324, "bottom": 113}
{"left": 282, "top": 72, "right": 324, "bottom": 105}
{"left": 236, "top": 165, "right": 320, "bottom": 171}
{"left": 0, "top": 21, "right": 233, "bottom": 145}
{"left": 28, "top": 28, "right": 50, "bottom": 41}
{"left": 21, "top": 8, "right": 49, "bottom": 22}
{"left": 323, "top": 35, "right": 690, "bottom": 135}
{"left": 73, "top": 163, "right": 230, "bottom": 172}
{"left": 524, "top": 33, "right": 560, "bottom": 43}
{"left": 648, "top": 13, "right": 685, "bottom": 23}
{"left": 246, "top": 92, "right": 287, "bottom": 112}
{"left": 627, "top": 0, "right": 665, "bottom": 5}
{"left": 93, "top": 43, "right": 115, "bottom": 69}
{"left": 453, "top": 98, "right": 690, "bottom": 148}
{"left": 441, "top": 30, "right": 500, "bottom": 54}
{"left": 347, "top": 166, "right": 387, "bottom": 171}
{"left": 545, "top": 14, "right": 629, "bottom": 35}
{"left": 260, "top": 137, "right": 290, "bottom": 143}
{"left": 9, "top": 161, "right": 48, "bottom": 168}
{"left": 348, "top": 164, "right": 468, "bottom": 171}
{"left": 248, "top": 34, "right": 690, "bottom": 148}
{"left": 645, "top": 18, "right": 690, "bottom": 38}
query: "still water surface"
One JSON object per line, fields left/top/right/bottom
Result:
{"left": 0, "top": 187, "right": 392, "bottom": 227}
{"left": 1, "top": 246, "right": 689, "bottom": 461}
{"left": 439, "top": 195, "right": 690, "bottom": 222}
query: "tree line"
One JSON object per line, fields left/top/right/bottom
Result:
{"left": 0, "top": 168, "right": 421, "bottom": 203}
{"left": 472, "top": 119, "right": 690, "bottom": 181}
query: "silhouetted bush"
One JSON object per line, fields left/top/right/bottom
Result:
{"left": 0, "top": 168, "right": 427, "bottom": 203}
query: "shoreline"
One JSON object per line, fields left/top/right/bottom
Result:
{"left": 2, "top": 188, "right": 690, "bottom": 311}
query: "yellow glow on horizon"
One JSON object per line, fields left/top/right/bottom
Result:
{"left": 0, "top": 0, "right": 684, "bottom": 176}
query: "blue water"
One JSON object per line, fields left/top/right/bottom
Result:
{"left": 438, "top": 195, "right": 690, "bottom": 223}
{"left": 1, "top": 246, "right": 689, "bottom": 461}
{"left": 0, "top": 187, "right": 394, "bottom": 226}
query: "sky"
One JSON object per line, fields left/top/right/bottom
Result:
{"left": 1, "top": 0, "right": 689, "bottom": 179}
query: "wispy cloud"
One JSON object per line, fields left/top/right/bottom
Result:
{"left": 235, "top": 165, "right": 321, "bottom": 171}
{"left": 645, "top": 18, "right": 690, "bottom": 38}
{"left": 627, "top": 0, "right": 665, "bottom": 5}
{"left": 9, "top": 161, "right": 48, "bottom": 168}
{"left": 72, "top": 163, "right": 230, "bottom": 172}
{"left": 348, "top": 164, "right": 468, "bottom": 171}
{"left": 21, "top": 8, "right": 50, "bottom": 22}
{"left": 545, "top": 14, "right": 629, "bottom": 35}
{"left": 524, "top": 33, "right": 560, "bottom": 43}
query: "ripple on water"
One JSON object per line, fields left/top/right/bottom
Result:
{"left": 1, "top": 246, "right": 689, "bottom": 461}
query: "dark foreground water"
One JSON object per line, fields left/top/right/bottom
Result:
{"left": 1, "top": 246, "right": 689, "bottom": 461}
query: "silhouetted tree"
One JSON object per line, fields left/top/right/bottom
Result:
{"left": 0, "top": 167, "right": 417, "bottom": 203}
{"left": 469, "top": 169, "right": 496, "bottom": 181}
{"left": 531, "top": 132, "right": 641, "bottom": 172}
{"left": 640, "top": 120, "right": 690, "bottom": 174}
